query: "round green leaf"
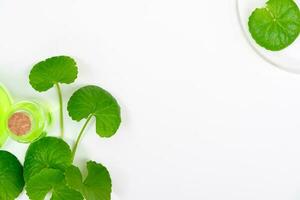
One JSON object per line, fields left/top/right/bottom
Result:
{"left": 26, "top": 168, "right": 83, "bottom": 200}
{"left": 29, "top": 56, "right": 78, "bottom": 92}
{"left": 65, "top": 161, "right": 112, "bottom": 200}
{"left": 248, "top": 0, "right": 300, "bottom": 51}
{"left": 0, "top": 151, "right": 24, "bottom": 200}
{"left": 23, "top": 137, "right": 72, "bottom": 182}
{"left": 67, "top": 85, "right": 121, "bottom": 138}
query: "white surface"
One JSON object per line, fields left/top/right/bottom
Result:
{"left": 1, "top": 0, "right": 300, "bottom": 200}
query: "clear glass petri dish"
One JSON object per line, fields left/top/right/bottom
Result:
{"left": 236, "top": 0, "right": 300, "bottom": 74}
{"left": 5, "top": 101, "right": 52, "bottom": 143}
{"left": 0, "top": 84, "right": 13, "bottom": 147}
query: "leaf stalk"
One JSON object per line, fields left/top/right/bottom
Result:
{"left": 71, "top": 115, "right": 93, "bottom": 161}
{"left": 55, "top": 83, "right": 64, "bottom": 138}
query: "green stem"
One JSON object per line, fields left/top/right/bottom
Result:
{"left": 72, "top": 115, "right": 93, "bottom": 161}
{"left": 55, "top": 83, "right": 64, "bottom": 138}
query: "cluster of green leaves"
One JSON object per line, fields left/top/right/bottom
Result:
{"left": 0, "top": 56, "right": 121, "bottom": 199}
{"left": 24, "top": 137, "right": 112, "bottom": 200}
{"left": 248, "top": 0, "right": 300, "bottom": 51}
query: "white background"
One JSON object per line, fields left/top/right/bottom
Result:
{"left": 1, "top": 0, "right": 300, "bottom": 200}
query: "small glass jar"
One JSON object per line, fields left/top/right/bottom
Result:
{"left": 5, "top": 101, "right": 52, "bottom": 143}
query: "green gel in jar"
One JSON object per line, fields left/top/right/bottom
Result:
{"left": 0, "top": 85, "right": 12, "bottom": 147}
{"left": 5, "top": 101, "right": 52, "bottom": 143}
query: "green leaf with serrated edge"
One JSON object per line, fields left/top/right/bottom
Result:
{"left": 29, "top": 56, "right": 78, "bottom": 92}
{"left": 23, "top": 137, "right": 72, "bottom": 182}
{"left": 26, "top": 168, "right": 83, "bottom": 200}
{"left": 0, "top": 151, "right": 24, "bottom": 200}
{"left": 67, "top": 85, "right": 121, "bottom": 138}
{"left": 248, "top": 0, "right": 300, "bottom": 51}
{"left": 65, "top": 161, "right": 112, "bottom": 200}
